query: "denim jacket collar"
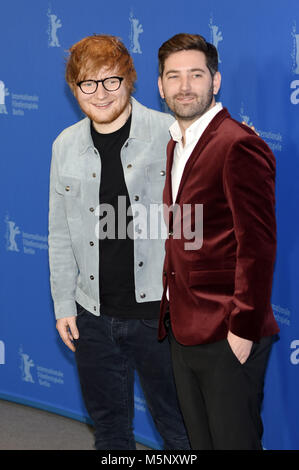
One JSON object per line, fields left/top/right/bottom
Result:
{"left": 129, "top": 97, "right": 151, "bottom": 142}
{"left": 78, "top": 97, "right": 151, "bottom": 155}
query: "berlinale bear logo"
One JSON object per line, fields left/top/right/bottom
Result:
{"left": 0, "top": 80, "right": 9, "bottom": 114}
{"left": 129, "top": 11, "right": 143, "bottom": 54}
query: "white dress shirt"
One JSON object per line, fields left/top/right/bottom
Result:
{"left": 169, "top": 102, "right": 223, "bottom": 203}
{"left": 166, "top": 103, "right": 223, "bottom": 300}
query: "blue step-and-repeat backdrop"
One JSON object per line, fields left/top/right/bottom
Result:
{"left": 0, "top": 0, "right": 298, "bottom": 450}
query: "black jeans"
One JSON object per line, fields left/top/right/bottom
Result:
{"left": 169, "top": 327, "right": 274, "bottom": 450}
{"left": 74, "top": 307, "right": 190, "bottom": 450}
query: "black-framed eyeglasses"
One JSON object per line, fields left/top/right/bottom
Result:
{"left": 77, "top": 76, "right": 124, "bottom": 94}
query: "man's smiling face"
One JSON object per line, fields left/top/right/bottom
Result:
{"left": 158, "top": 49, "right": 221, "bottom": 125}
{"left": 75, "top": 66, "right": 131, "bottom": 132}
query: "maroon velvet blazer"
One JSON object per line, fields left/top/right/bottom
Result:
{"left": 158, "top": 108, "right": 279, "bottom": 345}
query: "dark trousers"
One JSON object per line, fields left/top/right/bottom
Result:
{"left": 74, "top": 307, "right": 190, "bottom": 450}
{"left": 169, "top": 328, "right": 273, "bottom": 450}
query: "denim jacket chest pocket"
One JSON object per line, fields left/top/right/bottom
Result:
{"left": 55, "top": 176, "right": 81, "bottom": 219}
{"left": 146, "top": 160, "right": 166, "bottom": 204}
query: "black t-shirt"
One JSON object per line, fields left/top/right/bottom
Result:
{"left": 91, "top": 117, "right": 160, "bottom": 319}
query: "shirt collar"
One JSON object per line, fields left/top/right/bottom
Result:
{"left": 169, "top": 102, "right": 223, "bottom": 145}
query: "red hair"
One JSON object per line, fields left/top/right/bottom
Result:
{"left": 65, "top": 35, "right": 137, "bottom": 93}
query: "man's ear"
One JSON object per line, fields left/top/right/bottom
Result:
{"left": 213, "top": 71, "right": 221, "bottom": 96}
{"left": 158, "top": 76, "right": 165, "bottom": 99}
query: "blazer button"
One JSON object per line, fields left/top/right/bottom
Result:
{"left": 94, "top": 306, "right": 97, "bottom": 311}
{"left": 65, "top": 186, "right": 70, "bottom": 192}
{"left": 140, "top": 293, "right": 146, "bottom": 299}
{"left": 90, "top": 275, "right": 94, "bottom": 280}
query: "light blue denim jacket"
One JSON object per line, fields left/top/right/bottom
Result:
{"left": 48, "top": 98, "right": 174, "bottom": 319}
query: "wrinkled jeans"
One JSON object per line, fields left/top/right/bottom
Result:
{"left": 74, "top": 306, "right": 190, "bottom": 450}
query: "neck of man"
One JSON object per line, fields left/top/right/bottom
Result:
{"left": 178, "top": 98, "right": 216, "bottom": 146}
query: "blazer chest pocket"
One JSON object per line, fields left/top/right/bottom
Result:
{"left": 55, "top": 176, "right": 81, "bottom": 219}
{"left": 146, "top": 160, "right": 166, "bottom": 203}
{"left": 188, "top": 269, "right": 235, "bottom": 287}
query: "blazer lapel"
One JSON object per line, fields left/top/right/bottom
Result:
{"left": 165, "top": 139, "right": 176, "bottom": 206}
{"left": 174, "top": 108, "right": 230, "bottom": 204}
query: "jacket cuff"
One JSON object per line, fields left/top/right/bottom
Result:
{"left": 54, "top": 299, "right": 77, "bottom": 319}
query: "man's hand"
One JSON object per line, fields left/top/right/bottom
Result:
{"left": 227, "top": 330, "right": 253, "bottom": 364}
{"left": 241, "top": 121, "right": 259, "bottom": 136}
{"left": 56, "top": 316, "right": 79, "bottom": 352}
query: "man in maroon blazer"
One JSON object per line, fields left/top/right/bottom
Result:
{"left": 157, "top": 33, "right": 279, "bottom": 450}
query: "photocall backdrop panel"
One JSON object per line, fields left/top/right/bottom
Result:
{"left": 0, "top": 0, "right": 298, "bottom": 450}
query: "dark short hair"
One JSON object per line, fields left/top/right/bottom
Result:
{"left": 158, "top": 33, "right": 218, "bottom": 77}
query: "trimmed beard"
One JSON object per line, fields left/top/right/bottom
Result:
{"left": 165, "top": 82, "right": 214, "bottom": 122}
{"left": 79, "top": 91, "right": 131, "bottom": 127}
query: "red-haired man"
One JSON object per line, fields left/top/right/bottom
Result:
{"left": 48, "top": 35, "right": 189, "bottom": 450}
